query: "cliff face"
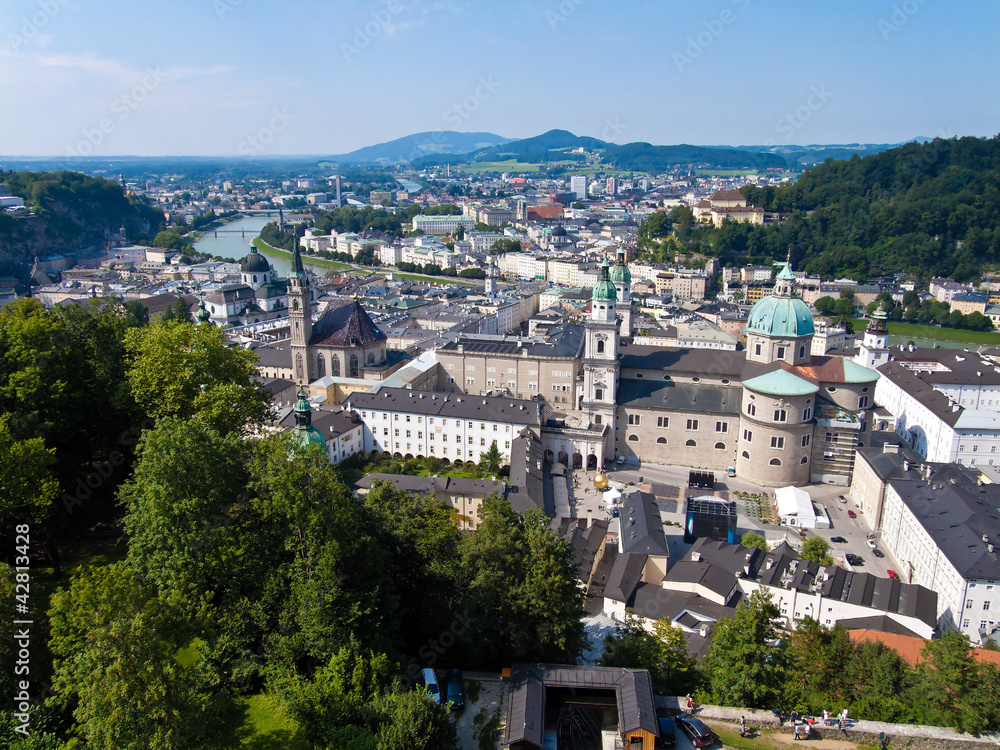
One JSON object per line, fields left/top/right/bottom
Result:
{"left": 0, "top": 171, "right": 164, "bottom": 280}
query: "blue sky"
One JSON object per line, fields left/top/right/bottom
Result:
{"left": 0, "top": 0, "right": 996, "bottom": 156}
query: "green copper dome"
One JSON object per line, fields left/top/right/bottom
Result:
{"left": 291, "top": 390, "right": 326, "bottom": 453}
{"left": 592, "top": 259, "right": 618, "bottom": 302}
{"left": 609, "top": 249, "right": 631, "bottom": 286}
{"left": 746, "top": 262, "right": 814, "bottom": 338}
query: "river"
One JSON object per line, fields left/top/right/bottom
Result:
{"left": 397, "top": 177, "right": 423, "bottom": 194}
{"left": 192, "top": 214, "right": 327, "bottom": 276}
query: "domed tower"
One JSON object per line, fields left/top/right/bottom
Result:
{"left": 195, "top": 298, "right": 212, "bottom": 326}
{"left": 582, "top": 259, "right": 620, "bottom": 452}
{"left": 290, "top": 390, "right": 327, "bottom": 456}
{"left": 745, "top": 262, "right": 815, "bottom": 366}
{"left": 609, "top": 246, "right": 632, "bottom": 337}
{"left": 241, "top": 245, "right": 272, "bottom": 290}
{"left": 855, "top": 303, "right": 890, "bottom": 370}
{"left": 736, "top": 369, "right": 817, "bottom": 486}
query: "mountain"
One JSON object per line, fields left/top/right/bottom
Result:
{"left": 601, "top": 142, "right": 787, "bottom": 171}
{"left": 327, "top": 131, "right": 512, "bottom": 164}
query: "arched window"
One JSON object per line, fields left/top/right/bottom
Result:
{"left": 656, "top": 437, "right": 667, "bottom": 444}
{"left": 800, "top": 456, "right": 809, "bottom": 464}
{"left": 685, "top": 439, "right": 696, "bottom": 447}
{"left": 597, "top": 340, "right": 605, "bottom": 354}
{"left": 769, "top": 458, "right": 782, "bottom": 466}
{"left": 368, "top": 352, "right": 375, "bottom": 365}
{"left": 331, "top": 356, "right": 340, "bottom": 376}
{"left": 316, "top": 355, "right": 325, "bottom": 378}
{"left": 295, "top": 353, "right": 303, "bottom": 382}
{"left": 715, "top": 442, "right": 726, "bottom": 450}
{"left": 628, "top": 434, "right": 639, "bottom": 442}
{"left": 742, "top": 450, "right": 750, "bottom": 459}
{"left": 349, "top": 354, "right": 359, "bottom": 377}
{"left": 293, "top": 299, "right": 299, "bottom": 310}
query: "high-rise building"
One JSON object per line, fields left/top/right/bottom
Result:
{"left": 606, "top": 176, "right": 618, "bottom": 196}
{"left": 570, "top": 176, "right": 588, "bottom": 201}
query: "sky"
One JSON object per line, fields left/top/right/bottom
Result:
{"left": 0, "top": 0, "right": 997, "bottom": 157}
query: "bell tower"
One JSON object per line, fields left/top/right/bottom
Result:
{"left": 288, "top": 244, "right": 312, "bottom": 385}
{"left": 581, "top": 259, "right": 620, "bottom": 442}
{"left": 610, "top": 245, "right": 632, "bottom": 337}
{"left": 855, "top": 303, "right": 890, "bottom": 370}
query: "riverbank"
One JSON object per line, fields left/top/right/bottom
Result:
{"left": 251, "top": 237, "right": 353, "bottom": 270}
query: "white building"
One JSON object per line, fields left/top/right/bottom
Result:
{"left": 411, "top": 214, "right": 476, "bottom": 236}
{"left": 570, "top": 176, "right": 588, "bottom": 201}
{"left": 344, "top": 387, "right": 541, "bottom": 465}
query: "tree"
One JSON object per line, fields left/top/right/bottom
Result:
{"left": 833, "top": 297, "right": 856, "bottom": 317}
{"left": 741, "top": 531, "right": 768, "bottom": 552}
{"left": 490, "top": 238, "right": 521, "bottom": 255}
{"left": 461, "top": 497, "right": 586, "bottom": 668}
{"left": 479, "top": 440, "right": 503, "bottom": 475}
{"left": 49, "top": 564, "right": 231, "bottom": 750}
{"left": 125, "top": 321, "right": 272, "bottom": 435}
{"left": 0, "top": 415, "right": 60, "bottom": 535}
{"left": 375, "top": 689, "right": 457, "bottom": 750}
{"left": 704, "top": 588, "right": 786, "bottom": 708}
{"left": 651, "top": 619, "right": 700, "bottom": 694}
{"left": 814, "top": 296, "right": 836, "bottom": 315}
{"left": 459, "top": 268, "right": 486, "bottom": 279}
{"left": 912, "top": 631, "right": 998, "bottom": 733}
{"left": 801, "top": 536, "right": 833, "bottom": 566}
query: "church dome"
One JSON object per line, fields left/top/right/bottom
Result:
{"left": 241, "top": 246, "right": 271, "bottom": 274}
{"left": 609, "top": 251, "right": 631, "bottom": 286}
{"left": 592, "top": 259, "right": 617, "bottom": 302}
{"left": 291, "top": 391, "right": 326, "bottom": 453}
{"left": 552, "top": 225, "right": 567, "bottom": 237}
{"left": 746, "top": 262, "right": 814, "bottom": 338}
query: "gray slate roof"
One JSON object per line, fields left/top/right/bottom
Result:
{"left": 617, "top": 379, "right": 741, "bottom": 415}
{"left": 346, "top": 388, "right": 540, "bottom": 426}
{"left": 620, "top": 491, "right": 668, "bottom": 556}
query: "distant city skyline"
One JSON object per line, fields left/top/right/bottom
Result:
{"left": 1, "top": 0, "right": 997, "bottom": 156}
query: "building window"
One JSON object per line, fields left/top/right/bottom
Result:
{"left": 595, "top": 388, "right": 604, "bottom": 401}
{"left": 716, "top": 421, "right": 728, "bottom": 433}
{"left": 455, "top": 435, "right": 461, "bottom": 443}
{"left": 715, "top": 442, "right": 726, "bottom": 450}
{"left": 657, "top": 437, "right": 667, "bottom": 444}
{"left": 964, "top": 619, "right": 971, "bottom": 628}
{"left": 742, "top": 450, "right": 750, "bottom": 459}
{"left": 769, "top": 458, "right": 782, "bottom": 466}
{"left": 774, "top": 409, "right": 787, "bottom": 422}
{"left": 743, "top": 429, "right": 753, "bottom": 443}
{"left": 628, "top": 434, "right": 639, "bottom": 442}
{"left": 405, "top": 430, "right": 411, "bottom": 438}
{"left": 799, "top": 345, "right": 805, "bottom": 358}
{"left": 747, "top": 403, "right": 756, "bottom": 417}
{"left": 802, "top": 434, "right": 811, "bottom": 447}
{"left": 754, "top": 343, "right": 761, "bottom": 356}
{"left": 686, "top": 419, "right": 699, "bottom": 430}
{"left": 468, "top": 437, "right": 473, "bottom": 445}
{"left": 983, "top": 621, "right": 989, "bottom": 630}
{"left": 487, "top": 379, "right": 495, "bottom": 387}
{"left": 628, "top": 414, "right": 641, "bottom": 426}
{"left": 657, "top": 416, "right": 669, "bottom": 428}
{"left": 771, "top": 436, "right": 785, "bottom": 449}
{"left": 350, "top": 354, "right": 359, "bottom": 378}
{"left": 467, "top": 378, "right": 476, "bottom": 385}
{"left": 777, "top": 346, "right": 786, "bottom": 359}
{"left": 800, "top": 456, "right": 808, "bottom": 464}
{"left": 597, "top": 340, "right": 605, "bottom": 354}
{"left": 986, "top": 602, "right": 992, "bottom": 611}
{"left": 859, "top": 396, "right": 869, "bottom": 409}
{"left": 685, "top": 439, "right": 696, "bottom": 447}
{"left": 803, "top": 408, "right": 812, "bottom": 421}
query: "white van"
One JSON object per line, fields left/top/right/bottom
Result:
{"left": 421, "top": 668, "right": 441, "bottom": 704}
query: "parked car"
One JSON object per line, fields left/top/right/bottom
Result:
{"left": 888, "top": 570, "right": 899, "bottom": 579}
{"left": 847, "top": 510, "right": 857, "bottom": 519}
{"left": 846, "top": 553, "right": 864, "bottom": 566}
{"left": 831, "top": 536, "right": 847, "bottom": 544}
{"left": 866, "top": 539, "right": 878, "bottom": 550}
{"left": 872, "top": 549, "right": 885, "bottom": 558}
{"left": 838, "top": 495, "right": 848, "bottom": 503}
{"left": 656, "top": 716, "right": 677, "bottom": 748}
{"left": 421, "top": 668, "right": 441, "bottom": 704}
{"left": 675, "top": 715, "right": 714, "bottom": 748}
{"left": 445, "top": 669, "right": 464, "bottom": 711}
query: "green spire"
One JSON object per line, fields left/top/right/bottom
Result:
{"left": 290, "top": 243, "right": 306, "bottom": 278}
{"left": 592, "top": 258, "right": 617, "bottom": 302}
{"left": 195, "top": 298, "right": 211, "bottom": 325}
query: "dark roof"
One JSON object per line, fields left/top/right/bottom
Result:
{"left": 688, "top": 537, "right": 763, "bottom": 578}
{"left": 875, "top": 362, "right": 963, "bottom": 426}
{"left": 620, "top": 491, "right": 668, "bottom": 556}
{"left": 819, "top": 567, "right": 938, "bottom": 628}
{"left": 561, "top": 517, "right": 610, "bottom": 581}
{"left": 887, "top": 479, "right": 1000, "bottom": 580}
{"left": 356, "top": 472, "right": 505, "bottom": 500}
{"left": 617, "top": 379, "right": 741, "bottom": 415}
{"left": 620, "top": 345, "right": 745, "bottom": 377}
{"left": 509, "top": 430, "right": 549, "bottom": 516}
{"left": 503, "top": 663, "right": 657, "bottom": 748}
{"left": 439, "top": 324, "right": 585, "bottom": 361}
{"left": 663, "top": 560, "right": 738, "bottom": 600}
{"left": 253, "top": 343, "right": 291, "bottom": 368}
{"left": 605, "top": 552, "right": 648, "bottom": 604}
{"left": 854, "top": 446, "right": 977, "bottom": 484}
{"left": 347, "top": 388, "right": 540, "bottom": 426}
{"left": 310, "top": 299, "right": 387, "bottom": 348}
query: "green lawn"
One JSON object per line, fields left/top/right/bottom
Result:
{"left": 237, "top": 695, "right": 310, "bottom": 749}
{"left": 460, "top": 160, "right": 541, "bottom": 173}
{"left": 252, "top": 237, "right": 353, "bottom": 270}
{"left": 883, "top": 321, "right": 1000, "bottom": 345}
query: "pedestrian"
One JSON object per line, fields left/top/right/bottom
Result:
{"left": 739, "top": 716, "right": 747, "bottom": 737}
{"left": 791, "top": 709, "right": 799, "bottom": 725}
{"left": 794, "top": 724, "right": 802, "bottom": 740}
{"left": 804, "top": 723, "right": 811, "bottom": 739}
{"left": 685, "top": 694, "right": 694, "bottom": 713}
{"left": 822, "top": 709, "right": 829, "bottom": 725}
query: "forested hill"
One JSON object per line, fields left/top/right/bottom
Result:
{"left": 738, "top": 135, "right": 1000, "bottom": 281}
{"left": 0, "top": 171, "right": 164, "bottom": 280}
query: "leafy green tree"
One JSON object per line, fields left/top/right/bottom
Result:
{"left": 49, "top": 564, "right": 230, "bottom": 750}
{"left": 490, "top": 238, "right": 521, "bottom": 254}
{"left": 125, "top": 321, "right": 272, "bottom": 435}
{"left": 651, "top": 619, "right": 700, "bottom": 694}
{"left": 704, "top": 588, "right": 785, "bottom": 708}
{"left": 741, "top": 531, "right": 768, "bottom": 552}
{"left": 833, "top": 297, "right": 856, "bottom": 317}
{"left": 814, "top": 296, "right": 836, "bottom": 315}
{"left": 375, "top": 689, "right": 457, "bottom": 750}
{"left": 913, "top": 631, "right": 997, "bottom": 733}
{"left": 459, "top": 267, "right": 486, "bottom": 279}
{"left": 462, "top": 497, "right": 586, "bottom": 668}
{"left": 0, "top": 415, "right": 60, "bottom": 533}
{"left": 479, "top": 440, "right": 504, "bottom": 475}
{"left": 801, "top": 536, "right": 833, "bottom": 566}
{"left": 603, "top": 613, "right": 663, "bottom": 677}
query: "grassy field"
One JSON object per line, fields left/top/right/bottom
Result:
{"left": 460, "top": 160, "right": 541, "bottom": 173}
{"left": 850, "top": 319, "right": 1000, "bottom": 346}
{"left": 237, "top": 695, "right": 310, "bottom": 749}
{"left": 694, "top": 169, "right": 757, "bottom": 177}
{"left": 252, "top": 237, "right": 353, "bottom": 270}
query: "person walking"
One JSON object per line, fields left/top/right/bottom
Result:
{"left": 739, "top": 716, "right": 747, "bottom": 737}
{"left": 822, "top": 709, "right": 829, "bottom": 726}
